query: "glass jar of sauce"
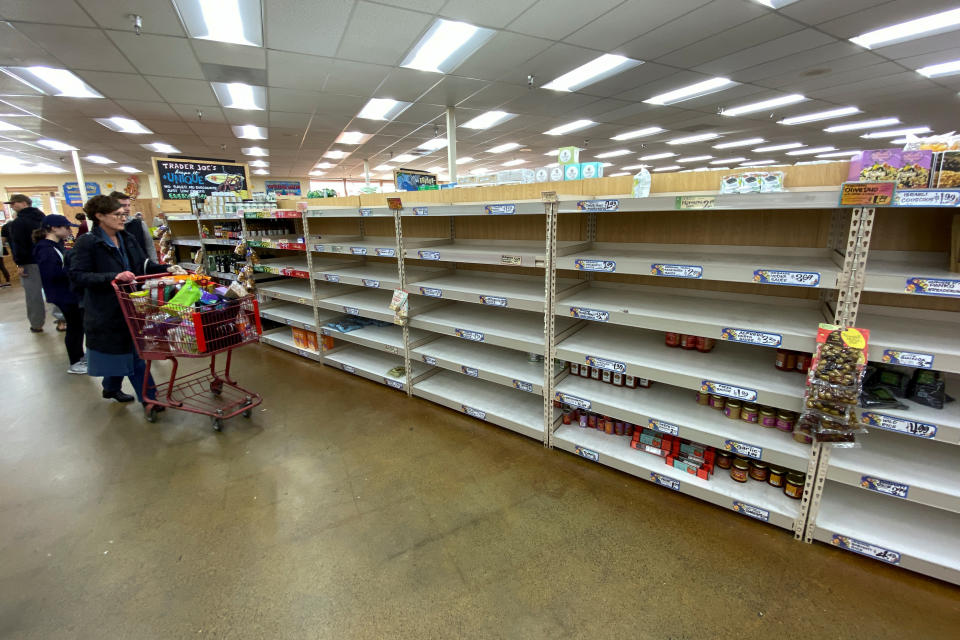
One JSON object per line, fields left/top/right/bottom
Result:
{"left": 709, "top": 394, "right": 725, "bottom": 410}
{"left": 730, "top": 457, "right": 750, "bottom": 483}
{"left": 665, "top": 332, "right": 680, "bottom": 348}
{"left": 748, "top": 460, "right": 769, "bottom": 482}
{"left": 775, "top": 349, "right": 789, "bottom": 370}
{"left": 696, "top": 391, "right": 710, "bottom": 406}
{"left": 680, "top": 334, "right": 697, "bottom": 350}
{"left": 740, "top": 403, "right": 759, "bottom": 423}
{"left": 723, "top": 399, "right": 741, "bottom": 420}
{"left": 767, "top": 466, "right": 786, "bottom": 488}
{"left": 716, "top": 450, "right": 734, "bottom": 469}
{"left": 775, "top": 410, "right": 796, "bottom": 432}
{"left": 759, "top": 408, "right": 776, "bottom": 428}
{"left": 696, "top": 337, "right": 716, "bottom": 353}
{"left": 784, "top": 471, "right": 805, "bottom": 499}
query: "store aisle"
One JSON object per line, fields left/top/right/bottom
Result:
{"left": 0, "top": 290, "right": 957, "bottom": 640}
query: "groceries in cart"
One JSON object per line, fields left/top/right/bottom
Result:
{"left": 122, "top": 273, "right": 259, "bottom": 355}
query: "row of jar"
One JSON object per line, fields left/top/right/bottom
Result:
{"left": 694, "top": 391, "right": 812, "bottom": 445}
{"left": 718, "top": 453, "right": 806, "bottom": 499}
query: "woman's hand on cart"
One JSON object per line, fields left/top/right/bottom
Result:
{"left": 116, "top": 270, "right": 136, "bottom": 283}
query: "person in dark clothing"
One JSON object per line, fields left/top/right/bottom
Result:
{"left": 69, "top": 195, "right": 167, "bottom": 405}
{"left": 5, "top": 194, "right": 46, "bottom": 330}
{"left": 0, "top": 220, "right": 12, "bottom": 286}
{"left": 32, "top": 214, "right": 86, "bottom": 374}
{"left": 114, "top": 191, "right": 156, "bottom": 261}
{"left": 75, "top": 212, "right": 89, "bottom": 237}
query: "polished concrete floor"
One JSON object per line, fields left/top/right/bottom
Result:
{"left": 1, "top": 286, "right": 958, "bottom": 640}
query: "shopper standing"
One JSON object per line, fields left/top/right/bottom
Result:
{"left": 114, "top": 191, "right": 157, "bottom": 261}
{"left": 0, "top": 220, "right": 12, "bottom": 287}
{"left": 32, "top": 214, "right": 86, "bottom": 374}
{"left": 69, "top": 195, "right": 167, "bottom": 405}
{"left": 75, "top": 212, "right": 89, "bottom": 237}
{"left": 5, "top": 194, "right": 46, "bottom": 331}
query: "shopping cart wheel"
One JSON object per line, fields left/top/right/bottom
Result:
{"left": 242, "top": 408, "right": 252, "bottom": 418}
{"left": 211, "top": 417, "right": 223, "bottom": 431}
{"left": 145, "top": 406, "right": 159, "bottom": 423}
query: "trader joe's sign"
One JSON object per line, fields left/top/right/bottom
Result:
{"left": 154, "top": 157, "right": 250, "bottom": 200}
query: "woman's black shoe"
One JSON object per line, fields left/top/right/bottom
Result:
{"left": 103, "top": 390, "right": 135, "bottom": 403}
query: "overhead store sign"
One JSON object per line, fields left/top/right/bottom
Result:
{"left": 154, "top": 157, "right": 250, "bottom": 200}
{"left": 265, "top": 180, "right": 301, "bottom": 195}
{"left": 62, "top": 181, "right": 101, "bottom": 206}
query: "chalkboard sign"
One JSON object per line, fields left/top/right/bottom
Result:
{"left": 395, "top": 168, "right": 437, "bottom": 192}
{"left": 153, "top": 157, "right": 250, "bottom": 200}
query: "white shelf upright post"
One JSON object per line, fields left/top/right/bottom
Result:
{"left": 542, "top": 191, "right": 560, "bottom": 447}
{"left": 394, "top": 208, "right": 413, "bottom": 397}
{"left": 302, "top": 211, "right": 324, "bottom": 365}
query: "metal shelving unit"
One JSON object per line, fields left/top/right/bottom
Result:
{"left": 412, "top": 338, "right": 547, "bottom": 396}
{"left": 412, "top": 271, "right": 581, "bottom": 312}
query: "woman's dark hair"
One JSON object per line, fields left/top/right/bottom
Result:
{"left": 75, "top": 212, "right": 86, "bottom": 221}
{"left": 83, "top": 195, "right": 121, "bottom": 227}
{"left": 32, "top": 224, "right": 54, "bottom": 243}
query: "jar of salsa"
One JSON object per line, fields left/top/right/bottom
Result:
{"left": 602, "top": 369, "right": 612, "bottom": 384}
{"left": 723, "top": 399, "right": 741, "bottom": 420}
{"left": 748, "top": 460, "right": 769, "bottom": 482}
{"left": 604, "top": 418, "right": 615, "bottom": 435}
{"left": 665, "top": 332, "right": 680, "bottom": 348}
{"left": 785, "top": 351, "right": 797, "bottom": 371}
{"left": 696, "top": 337, "right": 716, "bottom": 353}
{"left": 579, "top": 414, "right": 588, "bottom": 428}
{"left": 775, "top": 410, "right": 796, "bottom": 432}
{"left": 767, "top": 466, "right": 786, "bottom": 488}
{"left": 795, "top": 353, "right": 810, "bottom": 374}
{"left": 716, "top": 450, "right": 734, "bottom": 469}
{"left": 730, "top": 457, "right": 750, "bottom": 483}
{"left": 696, "top": 391, "right": 710, "bottom": 406}
{"left": 613, "top": 372, "right": 624, "bottom": 386}
{"left": 624, "top": 375, "right": 637, "bottom": 388}
{"left": 740, "top": 403, "right": 759, "bottom": 423}
{"left": 680, "top": 334, "right": 697, "bottom": 350}
{"left": 709, "top": 394, "right": 725, "bottom": 410}
{"left": 784, "top": 471, "right": 805, "bottom": 499}
{"left": 587, "top": 414, "right": 597, "bottom": 429}
{"left": 759, "top": 408, "right": 776, "bottom": 428}
{"left": 569, "top": 362, "right": 580, "bottom": 376}
{"left": 591, "top": 367, "right": 601, "bottom": 380}
{"left": 775, "top": 349, "right": 789, "bottom": 370}
{"left": 580, "top": 365, "right": 591, "bottom": 378}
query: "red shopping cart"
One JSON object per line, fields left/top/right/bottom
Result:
{"left": 113, "top": 273, "right": 263, "bottom": 430}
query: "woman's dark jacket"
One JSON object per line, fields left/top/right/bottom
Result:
{"left": 32, "top": 238, "right": 78, "bottom": 308}
{"left": 69, "top": 227, "right": 166, "bottom": 354}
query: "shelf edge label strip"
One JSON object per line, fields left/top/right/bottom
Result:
{"left": 831, "top": 534, "right": 900, "bottom": 565}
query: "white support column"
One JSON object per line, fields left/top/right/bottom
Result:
{"left": 363, "top": 160, "right": 370, "bottom": 187}
{"left": 445, "top": 107, "right": 457, "bottom": 183}
{"left": 70, "top": 150, "right": 88, "bottom": 203}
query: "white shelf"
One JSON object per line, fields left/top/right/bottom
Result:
{"left": 312, "top": 235, "right": 446, "bottom": 258}
{"left": 410, "top": 271, "right": 580, "bottom": 313}
{"left": 315, "top": 288, "right": 437, "bottom": 323}
{"left": 854, "top": 377, "right": 960, "bottom": 445}
{"left": 561, "top": 189, "right": 843, "bottom": 212}
{"left": 257, "top": 279, "right": 314, "bottom": 305}
{"left": 260, "top": 302, "right": 321, "bottom": 331}
{"left": 199, "top": 214, "right": 241, "bottom": 220}
{"left": 405, "top": 239, "right": 590, "bottom": 268}
{"left": 397, "top": 199, "right": 551, "bottom": 218}
{"left": 557, "top": 282, "right": 824, "bottom": 352}
{"left": 412, "top": 337, "right": 546, "bottom": 396}
{"left": 553, "top": 424, "right": 801, "bottom": 530}
{"left": 172, "top": 236, "right": 202, "bottom": 247}
{"left": 323, "top": 322, "right": 430, "bottom": 356}
{"left": 555, "top": 375, "right": 810, "bottom": 469}
{"left": 409, "top": 302, "right": 581, "bottom": 355}
{"left": 254, "top": 255, "right": 311, "bottom": 277}
{"left": 814, "top": 482, "right": 960, "bottom": 585}
{"left": 828, "top": 428, "right": 960, "bottom": 514}
{"left": 865, "top": 251, "right": 959, "bottom": 297}
{"left": 859, "top": 305, "right": 960, "bottom": 374}
{"left": 556, "top": 323, "right": 807, "bottom": 412}
{"left": 306, "top": 205, "right": 393, "bottom": 218}
{"left": 202, "top": 237, "right": 240, "bottom": 246}
{"left": 323, "top": 344, "right": 430, "bottom": 392}
{"left": 260, "top": 327, "right": 320, "bottom": 361}
{"left": 314, "top": 262, "right": 445, "bottom": 291}
{"left": 412, "top": 370, "right": 545, "bottom": 440}
{"left": 557, "top": 242, "right": 839, "bottom": 289}
{"left": 166, "top": 214, "right": 197, "bottom": 222}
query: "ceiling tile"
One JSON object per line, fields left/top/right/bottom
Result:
{"left": 503, "top": 43, "right": 605, "bottom": 89}
{"left": 140, "top": 120, "right": 194, "bottom": 135}
{"left": 171, "top": 104, "right": 226, "bottom": 124}
{"left": 266, "top": 50, "right": 333, "bottom": 91}
{"left": 75, "top": 71, "right": 163, "bottom": 102}
{"left": 192, "top": 40, "right": 266, "bottom": 69}
{"left": 507, "top": 0, "right": 623, "bottom": 40}
{"left": 453, "top": 82, "right": 529, "bottom": 110}
{"left": 375, "top": 0, "right": 445, "bottom": 10}
{"left": 375, "top": 68, "right": 444, "bottom": 102}
{"left": 113, "top": 100, "right": 180, "bottom": 120}
{"left": 440, "top": 0, "right": 539, "bottom": 29}
{"left": 264, "top": 0, "right": 355, "bottom": 57}
{"left": 0, "top": 0, "right": 95, "bottom": 26}
{"left": 501, "top": 90, "right": 599, "bottom": 117}
{"left": 145, "top": 77, "right": 219, "bottom": 107}
{"left": 188, "top": 122, "right": 233, "bottom": 137}
{"left": 0, "top": 22, "right": 62, "bottom": 67}
{"left": 269, "top": 111, "right": 313, "bottom": 129}
{"left": 451, "top": 31, "right": 552, "bottom": 82}
{"left": 313, "top": 93, "right": 367, "bottom": 116}
{"left": 658, "top": 14, "right": 801, "bottom": 68}
{"left": 815, "top": 0, "right": 960, "bottom": 39}
{"left": 267, "top": 88, "right": 321, "bottom": 113}
{"left": 106, "top": 32, "right": 204, "bottom": 79}
{"left": 417, "top": 76, "right": 490, "bottom": 107}
{"left": 13, "top": 23, "right": 135, "bottom": 72}
{"left": 76, "top": 0, "right": 186, "bottom": 36}
{"left": 732, "top": 41, "right": 875, "bottom": 84}
{"left": 322, "top": 59, "right": 391, "bottom": 95}
{"left": 696, "top": 29, "right": 837, "bottom": 76}
{"left": 336, "top": 1, "right": 432, "bottom": 66}
{"left": 224, "top": 109, "right": 268, "bottom": 126}
{"left": 564, "top": 0, "right": 714, "bottom": 50}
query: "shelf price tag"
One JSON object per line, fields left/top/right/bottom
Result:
{"left": 480, "top": 295, "right": 507, "bottom": 307}
{"left": 376, "top": 248, "right": 396, "bottom": 257}
{"left": 422, "top": 355, "right": 438, "bottom": 366}
{"left": 384, "top": 378, "right": 403, "bottom": 389}
{"left": 650, "top": 263, "right": 703, "bottom": 279}
{"left": 362, "top": 279, "right": 380, "bottom": 288}
{"left": 325, "top": 274, "right": 340, "bottom": 282}
{"left": 500, "top": 255, "right": 522, "bottom": 266}
{"left": 413, "top": 207, "right": 429, "bottom": 216}
{"left": 574, "top": 259, "right": 616, "bottom": 272}
{"left": 649, "top": 472, "right": 679, "bottom": 491}
{"left": 701, "top": 380, "right": 757, "bottom": 402}
{"left": 675, "top": 195, "right": 716, "bottom": 210}
{"left": 314, "top": 244, "right": 324, "bottom": 252}
{"left": 861, "top": 412, "right": 937, "bottom": 439}
{"left": 720, "top": 327, "right": 782, "bottom": 347}
{"left": 585, "top": 355, "right": 626, "bottom": 373}
{"left": 420, "top": 287, "right": 442, "bottom": 298}
{"left": 512, "top": 380, "right": 534, "bottom": 393}
{"left": 569, "top": 306, "right": 609, "bottom": 322}
{"left": 860, "top": 475, "right": 909, "bottom": 499}
{"left": 555, "top": 392, "right": 590, "bottom": 410}
{"left": 881, "top": 349, "right": 933, "bottom": 369}
{"left": 485, "top": 203, "right": 516, "bottom": 215}
{"left": 419, "top": 250, "right": 441, "bottom": 260}
{"left": 893, "top": 189, "right": 960, "bottom": 207}
{"left": 350, "top": 247, "right": 368, "bottom": 255}
{"left": 454, "top": 328, "right": 484, "bottom": 342}
{"left": 574, "top": 446, "right": 599, "bottom": 462}
{"left": 648, "top": 419, "right": 679, "bottom": 436}
{"left": 753, "top": 269, "right": 820, "bottom": 287}
{"left": 359, "top": 208, "right": 373, "bottom": 216}
{"left": 576, "top": 199, "right": 620, "bottom": 212}
{"left": 342, "top": 364, "right": 356, "bottom": 374}
{"left": 839, "top": 182, "right": 895, "bottom": 206}
{"left": 461, "top": 366, "right": 479, "bottom": 377}
{"left": 905, "top": 277, "right": 960, "bottom": 297}
{"left": 343, "top": 306, "right": 360, "bottom": 315}
{"left": 732, "top": 501, "right": 769, "bottom": 522}
{"left": 723, "top": 440, "right": 762, "bottom": 460}
{"left": 830, "top": 535, "right": 900, "bottom": 564}
{"left": 462, "top": 405, "right": 486, "bottom": 420}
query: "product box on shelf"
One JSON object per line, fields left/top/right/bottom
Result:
{"left": 495, "top": 169, "right": 535, "bottom": 185}
{"left": 557, "top": 147, "right": 579, "bottom": 165}
{"left": 898, "top": 150, "right": 933, "bottom": 188}
{"left": 847, "top": 149, "right": 901, "bottom": 183}
{"left": 291, "top": 327, "right": 317, "bottom": 351}
{"left": 564, "top": 164, "right": 581, "bottom": 181}
{"left": 579, "top": 162, "right": 604, "bottom": 180}
{"left": 534, "top": 167, "right": 550, "bottom": 182}
{"left": 549, "top": 166, "right": 564, "bottom": 181}
{"left": 931, "top": 151, "right": 960, "bottom": 188}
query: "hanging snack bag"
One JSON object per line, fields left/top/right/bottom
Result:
{"left": 759, "top": 171, "right": 785, "bottom": 193}
{"left": 907, "top": 369, "right": 952, "bottom": 409}
{"left": 802, "top": 324, "right": 870, "bottom": 446}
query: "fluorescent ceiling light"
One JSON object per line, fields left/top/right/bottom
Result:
{"left": 142, "top": 142, "right": 180, "bottom": 154}
{"left": 400, "top": 18, "right": 495, "bottom": 74}
{"left": 502, "top": 159, "right": 526, "bottom": 166}
{"left": 324, "top": 150, "right": 350, "bottom": 159}
{"left": 621, "top": 164, "right": 650, "bottom": 170}
{"left": 373, "top": 164, "right": 393, "bottom": 171}
{"left": 639, "top": 152, "right": 677, "bottom": 160}
{"left": 861, "top": 126, "right": 931, "bottom": 139}
{"left": 391, "top": 154, "right": 417, "bottom": 163}
{"left": 753, "top": 0, "right": 801, "bottom": 7}
{"left": 309, "top": 171, "right": 326, "bottom": 176}
{"left": 117, "top": 166, "right": 140, "bottom": 173}
{"left": 210, "top": 82, "right": 265, "bottom": 110}
{"left": 174, "top": 0, "right": 263, "bottom": 46}
{"left": 425, "top": 166, "right": 445, "bottom": 173}
{"left": 600, "top": 162, "right": 614, "bottom": 167}
{"left": 850, "top": 8, "right": 960, "bottom": 49}
{"left": 242, "top": 146, "right": 268, "bottom": 156}
{"left": 314, "top": 162, "right": 334, "bottom": 169}
{"left": 38, "top": 139, "right": 77, "bottom": 151}
{"left": 357, "top": 98, "right": 411, "bottom": 121}
{"left": 249, "top": 159, "right": 269, "bottom": 167}
{"left": 644, "top": 77, "right": 737, "bottom": 106}
{"left": 85, "top": 155, "right": 115, "bottom": 164}
{"left": 824, "top": 117, "right": 899, "bottom": 132}
{"left": 786, "top": 146, "right": 835, "bottom": 156}
{"left": 611, "top": 126, "right": 664, "bottom": 141}
{"left": 232, "top": 124, "right": 267, "bottom": 140}
{"left": 461, "top": 110, "right": 514, "bottom": 130}
{"left": 713, "top": 138, "right": 765, "bottom": 149}
{"left": 753, "top": 142, "right": 803, "bottom": 152}
{"left": 95, "top": 116, "right": 152, "bottom": 134}
{"left": 741, "top": 160, "right": 777, "bottom": 166}
{"left": 0, "top": 120, "right": 23, "bottom": 131}
{"left": 710, "top": 157, "right": 746, "bottom": 164}
{"left": 2, "top": 66, "right": 103, "bottom": 98}
{"left": 917, "top": 59, "right": 960, "bottom": 78}
{"left": 816, "top": 150, "right": 861, "bottom": 158}
{"left": 335, "top": 131, "right": 372, "bottom": 145}
{"left": 417, "top": 138, "right": 448, "bottom": 151}
{"left": 653, "top": 165, "right": 681, "bottom": 172}
{"left": 722, "top": 94, "right": 805, "bottom": 117}
{"left": 594, "top": 149, "right": 631, "bottom": 158}
{"left": 455, "top": 156, "right": 474, "bottom": 164}
{"left": 488, "top": 142, "right": 520, "bottom": 153}
{"left": 544, "top": 119, "right": 596, "bottom": 135}
{"left": 253, "top": 169, "right": 268, "bottom": 175}
{"left": 469, "top": 168, "right": 488, "bottom": 175}
{"left": 542, "top": 54, "right": 642, "bottom": 92}
{"left": 667, "top": 133, "right": 720, "bottom": 145}
{"left": 677, "top": 155, "right": 712, "bottom": 163}
{"left": 543, "top": 149, "right": 559, "bottom": 156}
{"left": 778, "top": 107, "right": 860, "bottom": 125}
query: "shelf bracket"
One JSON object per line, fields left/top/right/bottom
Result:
{"left": 394, "top": 208, "right": 413, "bottom": 397}
{"left": 542, "top": 191, "right": 560, "bottom": 448}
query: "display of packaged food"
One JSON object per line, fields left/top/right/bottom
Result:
{"left": 847, "top": 149, "right": 901, "bottom": 182}
{"left": 897, "top": 150, "right": 933, "bottom": 188}
{"left": 930, "top": 151, "right": 960, "bottom": 188}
